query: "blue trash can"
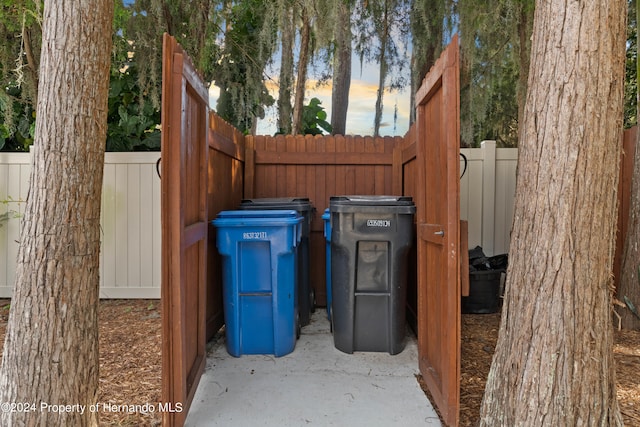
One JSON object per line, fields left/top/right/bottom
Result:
{"left": 212, "top": 210, "right": 302, "bottom": 357}
{"left": 239, "top": 198, "right": 315, "bottom": 327}
{"left": 322, "top": 208, "right": 332, "bottom": 321}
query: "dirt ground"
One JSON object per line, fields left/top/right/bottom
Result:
{"left": 0, "top": 299, "right": 638, "bottom": 426}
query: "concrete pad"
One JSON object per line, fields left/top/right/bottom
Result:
{"left": 186, "top": 310, "right": 441, "bottom": 426}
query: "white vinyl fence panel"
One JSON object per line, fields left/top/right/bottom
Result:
{"left": 461, "top": 141, "right": 518, "bottom": 256}
{"left": 0, "top": 151, "right": 161, "bottom": 298}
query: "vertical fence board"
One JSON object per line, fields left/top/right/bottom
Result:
{"left": 325, "top": 136, "right": 336, "bottom": 205}
{"left": 207, "top": 112, "right": 246, "bottom": 338}
{"left": 127, "top": 164, "right": 142, "bottom": 287}
{"left": 139, "top": 163, "right": 155, "bottom": 286}
{"left": 101, "top": 163, "right": 116, "bottom": 291}
{"left": 335, "top": 135, "right": 347, "bottom": 196}
{"left": 115, "top": 163, "right": 128, "bottom": 288}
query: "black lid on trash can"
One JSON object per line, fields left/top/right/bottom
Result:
{"left": 330, "top": 195, "right": 416, "bottom": 213}
{"left": 240, "top": 197, "right": 313, "bottom": 211}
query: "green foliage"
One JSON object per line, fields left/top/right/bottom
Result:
{"left": 300, "top": 97, "right": 332, "bottom": 135}
{"left": 214, "top": 0, "right": 278, "bottom": 133}
{"left": 0, "top": 84, "right": 36, "bottom": 151}
{"left": 625, "top": 0, "right": 637, "bottom": 129}
{"left": 457, "top": 0, "right": 533, "bottom": 147}
{"left": 0, "top": 1, "right": 41, "bottom": 151}
{"left": 106, "top": 64, "right": 161, "bottom": 151}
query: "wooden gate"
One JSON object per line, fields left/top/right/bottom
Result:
{"left": 415, "top": 35, "right": 461, "bottom": 426}
{"left": 160, "top": 34, "right": 209, "bottom": 426}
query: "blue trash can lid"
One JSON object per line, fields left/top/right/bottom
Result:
{"left": 321, "top": 208, "right": 330, "bottom": 220}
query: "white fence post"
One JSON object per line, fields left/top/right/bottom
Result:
{"left": 481, "top": 141, "right": 497, "bottom": 256}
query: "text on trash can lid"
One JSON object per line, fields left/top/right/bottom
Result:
{"left": 366, "top": 219, "right": 391, "bottom": 227}
{"left": 243, "top": 231, "right": 268, "bottom": 239}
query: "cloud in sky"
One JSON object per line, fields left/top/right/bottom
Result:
{"left": 211, "top": 77, "right": 411, "bottom": 137}
{"left": 257, "top": 77, "right": 411, "bottom": 136}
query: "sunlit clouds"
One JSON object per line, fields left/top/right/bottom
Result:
{"left": 210, "top": 77, "right": 411, "bottom": 137}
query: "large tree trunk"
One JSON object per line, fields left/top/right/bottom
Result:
{"left": 373, "top": 1, "right": 389, "bottom": 137}
{"left": 516, "top": 1, "right": 532, "bottom": 131}
{"left": 292, "top": 11, "right": 311, "bottom": 135}
{"left": 278, "top": 5, "right": 295, "bottom": 135}
{"left": 330, "top": 1, "right": 352, "bottom": 136}
{"left": 479, "top": 1, "right": 626, "bottom": 425}
{"left": 409, "top": 0, "right": 443, "bottom": 125}
{"left": 0, "top": 1, "right": 113, "bottom": 426}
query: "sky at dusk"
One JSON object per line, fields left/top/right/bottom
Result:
{"left": 209, "top": 60, "right": 412, "bottom": 137}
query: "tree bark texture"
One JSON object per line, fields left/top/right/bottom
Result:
{"left": 516, "top": 1, "right": 532, "bottom": 131}
{"left": 0, "top": 1, "right": 113, "bottom": 426}
{"left": 277, "top": 6, "right": 295, "bottom": 135}
{"left": 373, "top": 1, "right": 389, "bottom": 137}
{"left": 330, "top": 1, "right": 352, "bottom": 135}
{"left": 479, "top": 1, "right": 626, "bottom": 426}
{"left": 292, "top": 11, "right": 311, "bottom": 135}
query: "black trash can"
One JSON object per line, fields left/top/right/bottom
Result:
{"left": 463, "top": 247, "right": 506, "bottom": 314}
{"left": 239, "top": 197, "right": 315, "bottom": 326}
{"left": 330, "top": 195, "right": 416, "bottom": 355}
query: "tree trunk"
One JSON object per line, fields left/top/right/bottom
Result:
{"left": 373, "top": 1, "right": 389, "bottom": 137}
{"left": 292, "top": 11, "right": 311, "bottom": 135}
{"left": 479, "top": 1, "right": 626, "bottom": 425}
{"left": 0, "top": 1, "right": 113, "bottom": 426}
{"left": 22, "top": 25, "right": 39, "bottom": 106}
{"left": 409, "top": 0, "right": 443, "bottom": 125}
{"left": 278, "top": 5, "right": 295, "bottom": 135}
{"left": 516, "top": 1, "right": 532, "bottom": 131}
{"left": 618, "top": 0, "right": 640, "bottom": 331}
{"left": 330, "top": 1, "right": 352, "bottom": 136}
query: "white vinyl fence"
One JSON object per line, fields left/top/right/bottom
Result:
{"left": 461, "top": 141, "right": 518, "bottom": 256}
{"left": 0, "top": 151, "right": 161, "bottom": 298}
{"left": 1, "top": 141, "right": 517, "bottom": 299}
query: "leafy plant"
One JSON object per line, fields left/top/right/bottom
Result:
{"left": 106, "top": 63, "right": 161, "bottom": 152}
{"left": 0, "top": 84, "right": 36, "bottom": 152}
{"left": 301, "top": 98, "right": 332, "bottom": 136}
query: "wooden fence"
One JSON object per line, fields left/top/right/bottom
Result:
{"left": 0, "top": 121, "right": 519, "bottom": 300}
{"left": 240, "top": 128, "right": 518, "bottom": 307}
{"left": 244, "top": 133, "right": 404, "bottom": 307}
{"left": 20, "top": 114, "right": 638, "bottom": 305}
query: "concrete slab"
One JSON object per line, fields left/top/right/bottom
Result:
{"left": 186, "top": 310, "right": 441, "bottom": 426}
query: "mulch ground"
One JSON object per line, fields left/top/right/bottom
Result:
{"left": 0, "top": 299, "right": 638, "bottom": 426}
